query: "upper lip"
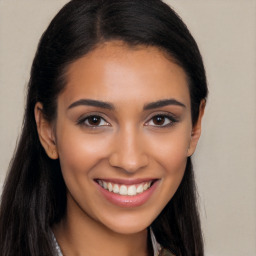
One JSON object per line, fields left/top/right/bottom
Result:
{"left": 95, "top": 178, "right": 158, "bottom": 185}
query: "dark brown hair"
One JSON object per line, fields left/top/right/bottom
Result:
{"left": 0, "top": 1, "right": 207, "bottom": 255}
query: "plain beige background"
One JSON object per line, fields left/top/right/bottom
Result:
{"left": 0, "top": 0, "right": 255, "bottom": 255}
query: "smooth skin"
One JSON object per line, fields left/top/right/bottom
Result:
{"left": 35, "top": 41, "right": 205, "bottom": 256}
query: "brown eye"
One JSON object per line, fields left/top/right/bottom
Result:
{"left": 78, "top": 115, "right": 109, "bottom": 127}
{"left": 87, "top": 116, "right": 101, "bottom": 126}
{"left": 146, "top": 114, "right": 177, "bottom": 127}
{"left": 152, "top": 115, "right": 165, "bottom": 125}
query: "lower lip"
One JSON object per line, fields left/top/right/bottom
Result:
{"left": 96, "top": 181, "right": 159, "bottom": 208}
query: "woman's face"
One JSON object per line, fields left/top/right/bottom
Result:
{"left": 46, "top": 42, "right": 200, "bottom": 234}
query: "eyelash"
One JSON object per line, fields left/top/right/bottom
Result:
{"left": 145, "top": 113, "right": 178, "bottom": 128}
{"left": 77, "top": 113, "right": 178, "bottom": 128}
{"left": 77, "top": 115, "right": 110, "bottom": 127}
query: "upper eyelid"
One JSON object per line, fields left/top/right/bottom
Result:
{"left": 144, "top": 113, "right": 178, "bottom": 127}
{"left": 145, "top": 112, "right": 178, "bottom": 121}
{"left": 77, "top": 112, "right": 109, "bottom": 121}
{"left": 77, "top": 113, "right": 110, "bottom": 126}
{"left": 76, "top": 111, "right": 178, "bottom": 125}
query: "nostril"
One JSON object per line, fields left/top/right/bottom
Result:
{"left": 108, "top": 152, "right": 149, "bottom": 173}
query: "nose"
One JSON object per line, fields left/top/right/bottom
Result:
{"left": 108, "top": 127, "right": 149, "bottom": 173}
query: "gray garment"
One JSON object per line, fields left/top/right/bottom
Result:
{"left": 52, "top": 228, "right": 162, "bottom": 256}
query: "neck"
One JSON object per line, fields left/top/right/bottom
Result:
{"left": 53, "top": 195, "right": 151, "bottom": 256}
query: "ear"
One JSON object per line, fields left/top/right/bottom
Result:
{"left": 34, "top": 102, "right": 59, "bottom": 159}
{"left": 187, "top": 100, "right": 206, "bottom": 157}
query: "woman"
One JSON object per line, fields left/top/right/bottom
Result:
{"left": 0, "top": 0, "right": 208, "bottom": 255}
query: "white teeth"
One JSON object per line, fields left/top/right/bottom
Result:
{"left": 113, "top": 184, "right": 119, "bottom": 194}
{"left": 107, "top": 182, "right": 113, "bottom": 192}
{"left": 143, "top": 183, "right": 149, "bottom": 190}
{"left": 98, "top": 180, "right": 153, "bottom": 196}
{"left": 119, "top": 185, "right": 128, "bottom": 195}
{"left": 103, "top": 181, "right": 107, "bottom": 189}
{"left": 127, "top": 185, "right": 137, "bottom": 196}
{"left": 136, "top": 184, "right": 143, "bottom": 194}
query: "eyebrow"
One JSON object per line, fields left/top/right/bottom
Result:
{"left": 68, "top": 99, "right": 114, "bottom": 110}
{"left": 67, "top": 98, "right": 186, "bottom": 111}
{"left": 143, "top": 99, "right": 186, "bottom": 110}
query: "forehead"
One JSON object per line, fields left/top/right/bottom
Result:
{"left": 60, "top": 41, "right": 190, "bottom": 109}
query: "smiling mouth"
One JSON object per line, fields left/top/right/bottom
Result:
{"left": 96, "top": 180, "right": 155, "bottom": 196}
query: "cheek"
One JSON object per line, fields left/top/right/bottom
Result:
{"left": 150, "top": 132, "right": 189, "bottom": 204}
{"left": 146, "top": 129, "right": 191, "bottom": 176}
{"left": 56, "top": 125, "right": 112, "bottom": 179}
{"left": 144, "top": 126, "right": 190, "bottom": 205}
{"left": 161, "top": 142, "right": 188, "bottom": 176}
{"left": 157, "top": 140, "right": 188, "bottom": 191}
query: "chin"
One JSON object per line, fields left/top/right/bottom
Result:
{"left": 96, "top": 209, "right": 159, "bottom": 235}
{"left": 104, "top": 221, "right": 150, "bottom": 235}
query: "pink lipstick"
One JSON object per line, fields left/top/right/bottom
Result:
{"left": 95, "top": 179, "right": 159, "bottom": 207}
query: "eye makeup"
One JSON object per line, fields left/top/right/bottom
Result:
{"left": 76, "top": 113, "right": 111, "bottom": 128}
{"left": 145, "top": 112, "right": 179, "bottom": 128}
